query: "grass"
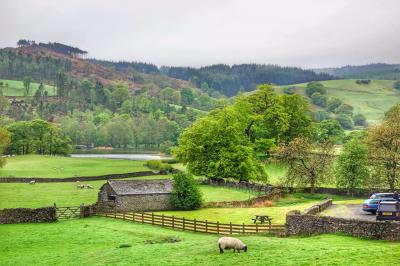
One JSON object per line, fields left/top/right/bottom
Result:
{"left": 0, "top": 181, "right": 254, "bottom": 209}
{"left": 158, "top": 193, "right": 363, "bottom": 224}
{"left": 0, "top": 79, "right": 56, "bottom": 96}
{"left": 0, "top": 155, "right": 150, "bottom": 178}
{"left": 276, "top": 79, "right": 400, "bottom": 124}
{"left": 1, "top": 217, "right": 399, "bottom": 265}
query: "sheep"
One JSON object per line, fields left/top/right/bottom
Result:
{"left": 29, "top": 180, "right": 35, "bottom": 185}
{"left": 77, "top": 184, "right": 85, "bottom": 189}
{"left": 217, "top": 237, "right": 247, "bottom": 254}
{"left": 86, "top": 184, "right": 94, "bottom": 189}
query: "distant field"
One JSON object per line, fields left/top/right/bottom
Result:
{"left": 0, "top": 79, "right": 56, "bottom": 96}
{"left": 276, "top": 79, "right": 400, "bottom": 124}
{"left": 0, "top": 181, "right": 254, "bottom": 208}
{"left": 0, "top": 155, "right": 149, "bottom": 178}
{"left": 2, "top": 218, "right": 400, "bottom": 265}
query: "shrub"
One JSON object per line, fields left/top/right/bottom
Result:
{"left": 326, "top": 98, "right": 342, "bottom": 112}
{"left": 353, "top": 114, "right": 367, "bottom": 126}
{"left": 145, "top": 160, "right": 173, "bottom": 173}
{"left": 355, "top": 79, "right": 371, "bottom": 85}
{"left": 335, "top": 114, "right": 354, "bottom": 129}
{"left": 394, "top": 80, "right": 400, "bottom": 90}
{"left": 306, "top": 82, "right": 326, "bottom": 97}
{"left": 171, "top": 172, "right": 203, "bottom": 210}
{"left": 283, "top": 86, "right": 296, "bottom": 95}
{"left": 335, "top": 103, "right": 354, "bottom": 116}
{"left": 311, "top": 111, "right": 330, "bottom": 122}
{"left": 311, "top": 92, "right": 327, "bottom": 107}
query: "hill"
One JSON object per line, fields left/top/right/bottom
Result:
{"left": 162, "top": 64, "right": 335, "bottom": 97}
{"left": 276, "top": 79, "right": 400, "bottom": 124}
{"left": 315, "top": 63, "right": 400, "bottom": 80}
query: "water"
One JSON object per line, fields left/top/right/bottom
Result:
{"left": 71, "top": 153, "right": 171, "bottom": 161}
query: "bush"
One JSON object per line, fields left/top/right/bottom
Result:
{"left": 326, "top": 98, "right": 342, "bottom": 112}
{"left": 353, "top": 114, "right": 367, "bottom": 126}
{"left": 311, "top": 92, "right": 328, "bottom": 107}
{"left": 335, "top": 103, "right": 354, "bottom": 116}
{"left": 394, "top": 81, "right": 400, "bottom": 90}
{"left": 171, "top": 172, "right": 203, "bottom": 210}
{"left": 311, "top": 111, "right": 330, "bottom": 122}
{"left": 283, "top": 86, "right": 296, "bottom": 95}
{"left": 335, "top": 114, "right": 354, "bottom": 129}
{"left": 159, "top": 141, "right": 175, "bottom": 155}
{"left": 145, "top": 160, "right": 173, "bottom": 173}
{"left": 306, "top": 82, "right": 326, "bottom": 97}
{"left": 355, "top": 79, "right": 371, "bottom": 85}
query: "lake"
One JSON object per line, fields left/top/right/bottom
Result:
{"left": 71, "top": 154, "right": 171, "bottom": 161}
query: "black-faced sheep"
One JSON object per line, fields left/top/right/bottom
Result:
{"left": 218, "top": 237, "right": 247, "bottom": 253}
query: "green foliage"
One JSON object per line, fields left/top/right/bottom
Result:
{"left": 353, "top": 113, "right": 367, "bottom": 126}
{"left": 311, "top": 111, "right": 330, "bottom": 122}
{"left": 315, "top": 119, "right": 345, "bottom": 144}
{"left": 336, "top": 139, "right": 370, "bottom": 191}
{"left": 335, "top": 103, "right": 354, "bottom": 116}
{"left": 145, "top": 160, "right": 173, "bottom": 173}
{"left": 283, "top": 86, "right": 296, "bottom": 95}
{"left": 0, "top": 127, "right": 11, "bottom": 167}
{"left": 6, "top": 119, "right": 71, "bottom": 155}
{"left": 180, "top": 87, "right": 195, "bottom": 106}
{"left": 306, "top": 82, "right": 326, "bottom": 97}
{"left": 326, "top": 97, "right": 342, "bottom": 112}
{"left": 335, "top": 114, "right": 354, "bottom": 129}
{"left": 311, "top": 92, "right": 327, "bottom": 107}
{"left": 171, "top": 172, "right": 203, "bottom": 210}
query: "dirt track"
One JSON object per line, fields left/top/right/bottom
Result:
{"left": 321, "top": 204, "right": 376, "bottom": 221}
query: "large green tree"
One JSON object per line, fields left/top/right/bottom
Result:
{"left": 0, "top": 127, "right": 11, "bottom": 168}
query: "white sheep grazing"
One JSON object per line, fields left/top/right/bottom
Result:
{"left": 86, "top": 184, "right": 94, "bottom": 189}
{"left": 29, "top": 180, "right": 35, "bottom": 185}
{"left": 77, "top": 184, "right": 85, "bottom": 189}
{"left": 218, "top": 237, "right": 247, "bottom": 254}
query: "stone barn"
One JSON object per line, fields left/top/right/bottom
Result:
{"left": 98, "top": 179, "right": 174, "bottom": 211}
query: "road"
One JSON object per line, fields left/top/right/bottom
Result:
{"left": 321, "top": 204, "right": 376, "bottom": 221}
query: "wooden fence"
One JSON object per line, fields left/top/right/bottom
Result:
{"left": 97, "top": 211, "right": 286, "bottom": 235}
{"left": 55, "top": 204, "right": 81, "bottom": 219}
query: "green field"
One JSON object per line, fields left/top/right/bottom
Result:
{"left": 158, "top": 193, "right": 361, "bottom": 224}
{"left": 0, "top": 155, "right": 150, "bottom": 178}
{"left": 276, "top": 79, "right": 400, "bottom": 124}
{"left": 0, "top": 182, "right": 255, "bottom": 209}
{"left": 1, "top": 217, "right": 399, "bottom": 265}
{"left": 0, "top": 79, "right": 56, "bottom": 96}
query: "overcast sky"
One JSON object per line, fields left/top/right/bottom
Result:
{"left": 0, "top": 0, "right": 399, "bottom": 68}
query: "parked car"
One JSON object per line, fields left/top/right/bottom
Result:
{"left": 376, "top": 201, "right": 400, "bottom": 221}
{"left": 362, "top": 193, "right": 397, "bottom": 214}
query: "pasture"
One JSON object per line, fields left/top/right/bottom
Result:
{"left": 0, "top": 182, "right": 255, "bottom": 209}
{"left": 0, "top": 155, "right": 150, "bottom": 178}
{"left": 1, "top": 217, "right": 399, "bottom": 265}
{"left": 276, "top": 79, "right": 400, "bottom": 124}
{"left": 0, "top": 79, "right": 56, "bottom": 96}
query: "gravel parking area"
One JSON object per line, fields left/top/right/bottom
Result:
{"left": 321, "top": 204, "right": 376, "bottom": 222}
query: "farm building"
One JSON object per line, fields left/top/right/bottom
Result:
{"left": 98, "top": 179, "right": 174, "bottom": 211}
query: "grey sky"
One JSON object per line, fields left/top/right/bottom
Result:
{"left": 0, "top": 0, "right": 399, "bottom": 68}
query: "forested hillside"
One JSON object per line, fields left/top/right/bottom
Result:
{"left": 315, "top": 63, "right": 400, "bottom": 80}
{"left": 0, "top": 41, "right": 221, "bottom": 153}
{"left": 161, "top": 64, "right": 334, "bottom": 96}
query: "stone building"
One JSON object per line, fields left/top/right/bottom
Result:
{"left": 98, "top": 179, "right": 174, "bottom": 211}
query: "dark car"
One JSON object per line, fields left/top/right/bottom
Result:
{"left": 376, "top": 201, "right": 400, "bottom": 221}
{"left": 362, "top": 193, "right": 397, "bottom": 214}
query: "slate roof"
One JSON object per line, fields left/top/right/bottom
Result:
{"left": 106, "top": 179, "right": 174, "bottom": 195}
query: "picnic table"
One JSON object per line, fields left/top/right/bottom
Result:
{"left": 252, "top": 214, "right": 272, "bottom": 225}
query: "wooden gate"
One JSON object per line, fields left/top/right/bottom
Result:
{"left": 55, "top": 204, "right": 81, "bottom": 219}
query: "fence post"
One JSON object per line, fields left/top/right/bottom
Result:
{"left": 132, "top": 211, "right": 135, "bottom": 222}
{"left": 217, "top": 221, "right": 219, "bottom": 234}
{"left": 194, "top": 219, "right": 197, "bottom": 232}
{"left": 183, "top": 217, "right": 185, "bottom": 231}
{"left": 122, "top": 211, "right": 125, "bottom": 220}
{"left": 114, "top": 208, "right": 116, "bottom": 218}
{"left": 242, "top": 223, "right": 245, "bottom": 234}
{"left": 172, "top": 216, "right": 175, "bottom": 229}
{"left": 205, "top": 220, "right": 208, "bottom": 233}
{"left": 256, "top": 223, "right": 258, "bottom": 233}
{"left": 152, "top": 213, "right": 154, "bottom": 225}
{"left": 162, "top": 214, "right": 164, "bottom": 227}
{"left": 142, "top": 212, "right": 144, "bottom": 224}
{"left": 230, "top": 222, "right": 232, "bottom": 234}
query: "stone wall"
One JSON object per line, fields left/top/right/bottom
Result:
{"left": 303, "top": 199, "right": 332, "bottom": 215}
{"left": 205, "top": 190, "right": 285, "bottom": 208}
{"left": 286, "top": 211, "right": 400, "bottom": 241}
{"left": 0, "top": 171, "right": 165, "bottom": 183}
{"left": 115, "top": 194, "right": 174, "bottom": 212}
{"left": 200, "top": 179, "right": 274, "bottom": 194}
{"left": 0, "top": 207, "right": 57, "bottom": 224}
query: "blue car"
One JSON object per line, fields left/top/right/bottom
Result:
{"left": 362, "top": 193, "right": 397, "bottom": 214}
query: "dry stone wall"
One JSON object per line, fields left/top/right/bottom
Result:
{"left": 0, "top": 207, "right": 56, "bottom": 224}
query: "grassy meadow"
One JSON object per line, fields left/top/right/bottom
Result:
{"left": 1, "top": 217, "right": 399, "bottom": 266}
{"left": 276, "top": 79, "right": 400, "bottom": 124}
{"left": 0, "top": 155, "right": 150, "bottom": 178}
{"left": 0, "top": 181, "right": 256, "bottom": 209}
{"left": 0, "top": 79, "right": 56, "bottom": 96}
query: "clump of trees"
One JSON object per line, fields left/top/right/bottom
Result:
{"left": 0, "top": 127, "right": 11, "bottom": 167}
{"left": 6, "top": 119, "right": 71, "bottom": 155}
{"left": 171, "top": 172, "right": 203, "bottom": 210}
